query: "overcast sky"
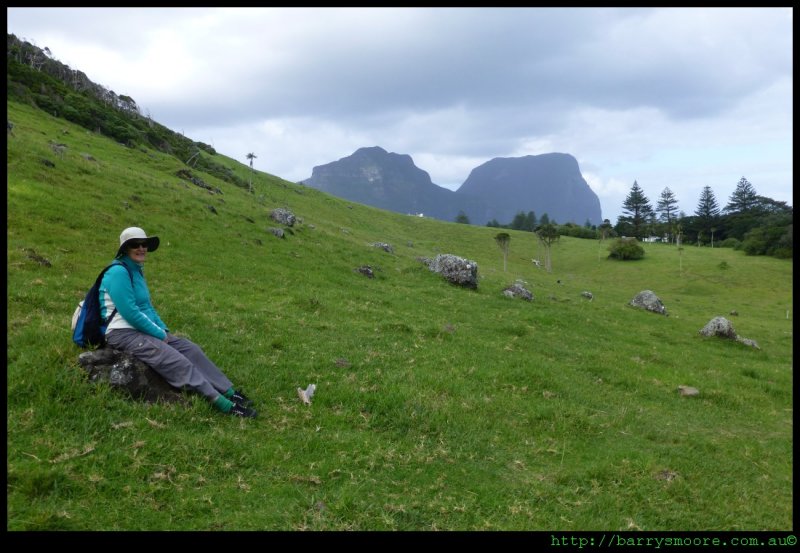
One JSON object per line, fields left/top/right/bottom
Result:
{"left": 7, "top": 7, "right": 793, "bottom": 223}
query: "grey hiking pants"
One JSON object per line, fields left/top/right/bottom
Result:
{"left": 105, "top": 329, "right": 233, "bottom": 402}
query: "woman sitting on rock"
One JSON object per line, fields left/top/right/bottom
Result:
{"left": 100, "top": 226, "right": 257, "bottom": 418}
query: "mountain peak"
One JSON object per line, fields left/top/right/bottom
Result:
{"left": 302, "top": 147, "right": 456, "bottom": 218}
{"left": 303, "top": 148, "right": 602, "bottom": 225}
{"left": 456, "top": 153, "right": 601, "bottom": 225}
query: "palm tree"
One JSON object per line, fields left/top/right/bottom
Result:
{"left": 245, "top": 152, "right": 257, "bottom": 193}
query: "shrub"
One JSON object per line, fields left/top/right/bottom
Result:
{"left": 718, "top": 237, "right": 741, "bottom": 249}
{"left": 608, "top": 237, "right": 645, "bottom": 260}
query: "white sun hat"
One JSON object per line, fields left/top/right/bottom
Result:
{"left": 116, "top": 226, "right": 160, "bottom": 258}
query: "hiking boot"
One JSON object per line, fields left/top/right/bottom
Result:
{"left": 230, "top": 402, "right": 257, "bottom": 418}
{"left": 230, "top": 389, "right": 253, "bottom": 407}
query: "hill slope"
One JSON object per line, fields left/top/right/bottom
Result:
{"left": 7, "top": 97, "right": 793, "bottom": 531}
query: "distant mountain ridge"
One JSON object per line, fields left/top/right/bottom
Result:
{"left": 299, "top": 146, "right": 462, "bottom": 221}
{"left": 457, "top": 152, "right": 603, "bottom": 226}
{"left": 302, "top": 147, "right": 603, "bottom": 226}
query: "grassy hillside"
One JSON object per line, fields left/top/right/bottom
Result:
{"left": 7, "top": 99, "right": 793, "bottom": 531}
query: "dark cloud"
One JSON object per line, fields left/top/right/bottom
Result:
{"left": 7, "top": 7, "right": 792, "bottom": 221}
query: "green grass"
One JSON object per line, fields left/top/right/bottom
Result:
{"left": 7, "top": 99, "right": 793, "bottom": 530}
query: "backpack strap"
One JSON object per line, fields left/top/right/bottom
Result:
{"left": 102, "top": 261, "right": 134, "bottom": 326}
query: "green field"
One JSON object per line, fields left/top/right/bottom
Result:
{"left": 7, "top": 100, "right": 793, "bottom": 530}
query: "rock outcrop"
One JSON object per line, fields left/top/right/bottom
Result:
{"left": 699, "top": 316, "right": 760, "bottom": 349}
{"left": 422, "top": 254, "right": 479, "bottom": 289}
{"left": 77, "top": 348, "right": 186, "bottom": 404}
{"left": 270, "top": 207, "right": 296, "bottom": 226}
{"left": 629, "top": 290, "right": 668, "bottom": 316}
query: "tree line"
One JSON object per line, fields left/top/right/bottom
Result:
{"left": 614, "top": 178, "right": 792, "bottom": 259}
{"left": 455, "top": 177, "right": 791, "bottom": 260}
{"left": 7, "top": 34, "right": 251, "bottom": 191}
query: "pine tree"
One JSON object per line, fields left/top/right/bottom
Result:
{"left": 724, "top": 177, "right": 758, "bottom": 214}
{"left": 510, "top": 211, "right": 527, "bottom": 230}
{"left": 694, "top": 185, "right": 720, "bottom": 245}
{"left": 525, "top": 211, "right": 537, "bottom": 231}
{"left": 656, "top": 187, "right": 678, "bottom": 223}
{"left": 618, "top": 181, "right": 654, "bottom": 239}
{"left": 656, "top": 187, "right": 679, "bottom": 243}
{"left": 695, "top": 185, "right": 721, "bottom": 219}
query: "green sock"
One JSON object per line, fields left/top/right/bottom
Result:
{"left": 223, "top": 387, "right": 235, "bottom": 399}
{"left": 213, "top": 395, "right": 234, "bottom": 413}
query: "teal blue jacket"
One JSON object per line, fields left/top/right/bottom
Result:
{"left": 99, "top": 255, "right": 169, "bottom": 340}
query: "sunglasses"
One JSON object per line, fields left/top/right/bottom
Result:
{"left": 128, "top": 240, "right": 149, "bottom": 249}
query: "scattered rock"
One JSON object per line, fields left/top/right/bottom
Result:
{"left": 355, "top": 265, "right": 374, "bottom": 278}
{"left": 503, "top": 280, "right": 533, "bottom": 301}
{"left": 49, "top": 141, "right": 67, "bottom": 158}
{"left": 629, "top": 290, "right": 668, "bottom": 316}
{"left": 699, "top": 316, "right": 760, "bottom": 349}
{"left": 176, "top": 168, "right": 223, "bottom": 194}
{"left": 729, "top": 310, "right": 738, "bottom": 316}
{"left": 677, "top": 385, "right": 699, "bottom": 397}
{"left": 370, "top": 242, "right": 394, "bottom": 253}
{"left": 655, "top": 469, "right": 679, "bottom": 481}
{"left": 270, "top": 207, "right": 296, "bottom": 226}
{"left": 267, "top": 227, "right": 285, "bottom": 238}
{"left": 699, "top": 316, "right": 737, "bottom": 339}
{"left": 581, "top": 291, "right": 593, "bottom": 301}
{"left": 735, "top": 336, "right": 760, "bottom": 350}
